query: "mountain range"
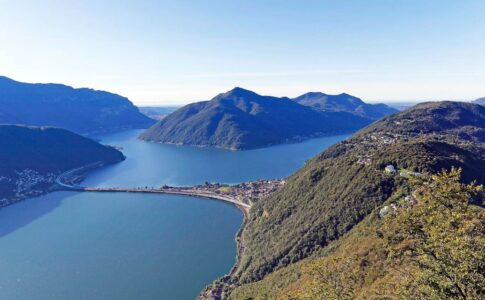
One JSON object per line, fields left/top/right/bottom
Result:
{"left": 0, "top": 125, "right": 125, "bottom": 206}
{"left": 2, "top": 74, "right": 482, "bottom": 298}
{"left": 0, "top": 76, "right": 154, "bottom": 135}
{"left": 220, "top": 101, "right": 485, "bottom": 299}
{"left": 293, "top": 91, "right": 397, "bottom": 119}
{"left": 140, "top": 88, "right": 396, "bottom": 150}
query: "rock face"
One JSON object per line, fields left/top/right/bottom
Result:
{"left": 139, "top": 87, "right": 372, "bottom": 150}
{"left": 234, "top": 101, "right": 485, "bottom": 285}
{"left": 292, "top": 92, "right": 398, "bottom": 120}
{"left": 0, "top": 125, "right": 125, "bottom": 206}
{"left": 0, "top": 76, "right": 154, "bottom": 135}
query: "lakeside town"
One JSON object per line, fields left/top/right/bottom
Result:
{"left": 0, "top": 169, "right": 57, "bottom": 207}
{"left": 51, "top": 160, "right": 286, "bottom": 212}
{"left": 161, "top": 179, "right": 286, "bottom": 206}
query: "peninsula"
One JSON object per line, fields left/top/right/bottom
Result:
{"left": 0, "top": 125, "right": 125, "bottom": 207}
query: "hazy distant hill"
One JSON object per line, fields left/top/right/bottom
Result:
{"left": 0, "top": 125, "right": 125, "bottom": 206}
{"left": 293, "top": 92, "right": 398, "bottom": 119}
{"left": 139, "top": 106, "right": 180, "bottom": 120}
{"left": 474, "top": 97, "right": 485, "bottom": 105}
{"left": 227, "top": 101, "right": 485, "bottom": 296}
{"left": 139, "top": 88, "right": 371, "bottom": 150}
{"left": 0, "top": 76, "right": 154, "bottom": 135}
{"left": 382, "top": 101, "right": 420, "bottom": 111}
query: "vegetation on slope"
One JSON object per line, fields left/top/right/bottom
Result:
{"left": 139, "top": 87, "right": 371, "bottom": 150}
{"left": 230, "top": 169, "right": 484, "bottom": 299}
{"left": 231, "top": 101, "right": 485, "bottom": 289}
{"left": 0, "top": 125, "right": 125, "bottom": 203}
{"left": 0, "top": 76, "right": 154, "bottom": 135}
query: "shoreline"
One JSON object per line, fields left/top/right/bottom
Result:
{"left": 138, "top": 130, "right": 353, "bottom": 151}
{"left": 0, "top": 161, "right": 120, "bottom": 210}
{"left": 197, "top": 204, "right": 248, "bottom": 300}
{"left": 55, "top": 167, "right": 286, "bottom": 300}
{"left": 231, "top": 203, "right": 249, "bottom": 279}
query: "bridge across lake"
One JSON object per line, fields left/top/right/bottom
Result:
{"left": 55, "top": 165, "right": 252, "bottom": 213}
{"left": 81, "top": 187, "right": 251, "bottom": 209}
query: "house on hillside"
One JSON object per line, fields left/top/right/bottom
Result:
{"left": 385, "top": 165, "right": 396, "bottom": 174}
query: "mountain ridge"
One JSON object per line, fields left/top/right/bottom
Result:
{"left": 293, "top": 91, "right": 398, "bottom": 119}
{"left": 0, "top": 76, "right": 154, "bottom": 135}
{"left": 139, "top": 88, "right": 387, "bottom": 150}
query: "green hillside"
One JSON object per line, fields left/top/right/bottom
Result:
{"left": 0, "top": 125, "right": 125, "bottom": 205}
{"left": 139, "top": 88, "right": 371, "bottom": 150}
{"left": 224, "top": 101, "right": 485, "bottom": 298}
{"left": 230, "top": 169, "right": 484, "bottom": 299}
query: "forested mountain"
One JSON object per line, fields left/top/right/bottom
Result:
{"left": 231, "top": 169, "right": 483, "bottom": 299}
{"left": 0, "top": 125, "right": 125, "bottom": 206}
{"left": 0, "top": 76, "right": 154, "bottom": 135}
{"left": 222, "top": 101, "right": 485, "bottom": 299}
{"left": 292, "top": 92, "right": 397, "bottom": 119}
{"left": 139, "top": 88, "right": 371, "bottom": 150}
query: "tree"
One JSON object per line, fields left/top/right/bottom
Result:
{"left": 281, "top": 255, "right": 359, "bottom": 300}
{"left": 381, "top": 168, "right": 484, "bottom": 299}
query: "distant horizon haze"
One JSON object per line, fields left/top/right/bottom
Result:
{"left": 0, "top": 75, "right": 479, "bottom": 107}
{"left": 1, "top": 0, "right": 484, "bottom": 105}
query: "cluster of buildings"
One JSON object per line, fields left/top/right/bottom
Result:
{"left": 14, "top": 169, "right": 56, "bottom": 198}
{"left": 0, "top": 169, "right": 56, "bottom": 207}
{"left": 168, "top": 179, "right": 286, "bottom": 205}
{"left": 363, "top": 132, "right": 402, "bottom": 147}
{"left": 222, "top": 179, "right": 286, "bottom": 204}
{"left": 352, "top": 132, "right": 404, "bottom": 167}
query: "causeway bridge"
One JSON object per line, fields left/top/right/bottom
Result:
{"left": 55, "top": 165, "right": 252, "bottom": 213}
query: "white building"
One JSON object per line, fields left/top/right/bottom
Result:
{"left": 385, "top": 165, "right": 396, "bottom": 173}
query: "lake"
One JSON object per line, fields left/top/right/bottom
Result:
{"left": 0, "top": 130, "right": 348, "bottom": 299}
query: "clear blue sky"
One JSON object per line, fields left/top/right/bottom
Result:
{"left": 1, "top": 0, "right": 484, "bottom": 105}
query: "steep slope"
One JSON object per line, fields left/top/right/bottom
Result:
{"left": 230, "top": 170, "right": 484, "bottom": 299}
{"left": 139, "top": 88, "right": 371, "bottom": 150}
{"left": 233, "top": 101, "right": 485, "bottom": 287}
{"left": 0, "top": 76, "right": 154, "bottom": 135}
{"left": 293, "top": 92, "right": 398, "bottom": 120}
{"left": 0, "top": 125, "right": 125, "bottom": 206}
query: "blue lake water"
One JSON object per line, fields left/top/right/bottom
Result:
{"left": 0, "top": 130, "right": 348, "bottom": 300}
